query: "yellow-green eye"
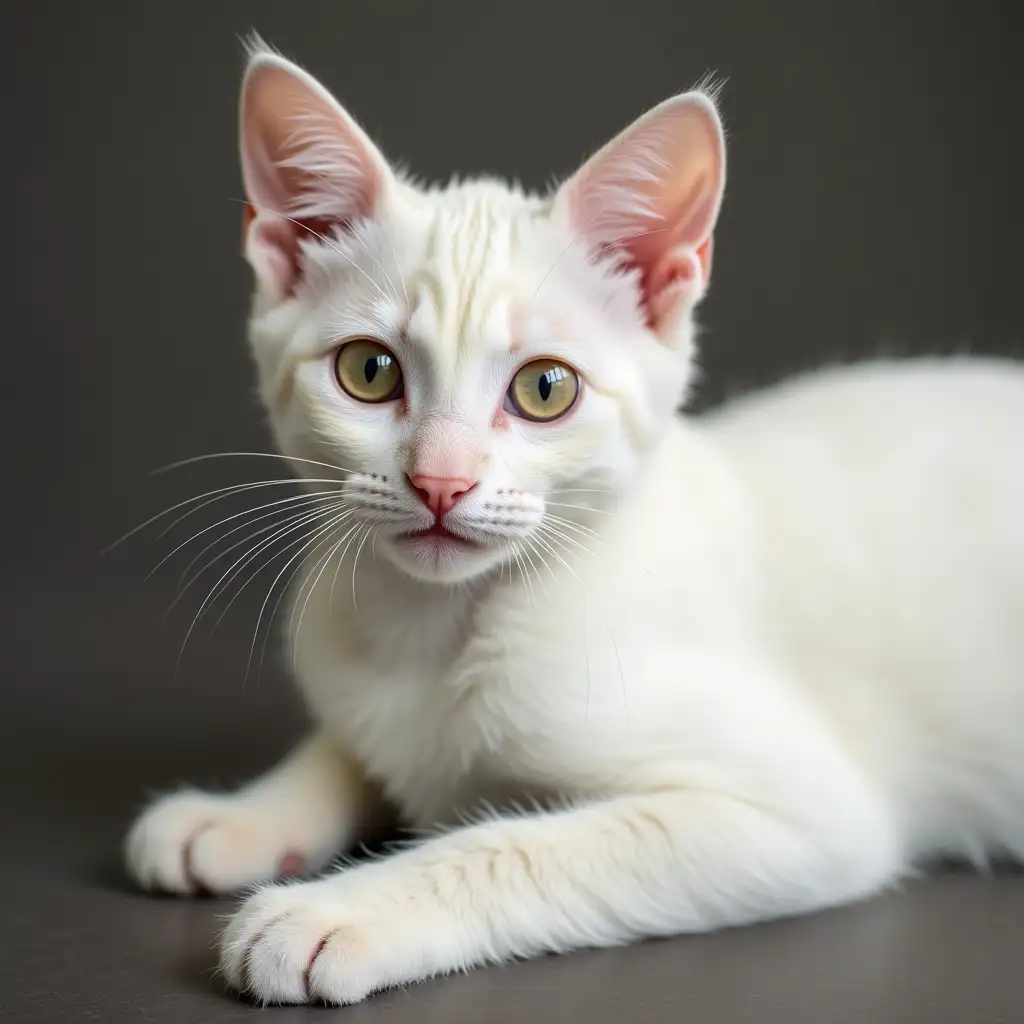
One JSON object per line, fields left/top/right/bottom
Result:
{"left": 334, "top": 339, "right": 403, "bottom": 403}
{"left": 506, "top": 359, "right": 580, "bottom": 422}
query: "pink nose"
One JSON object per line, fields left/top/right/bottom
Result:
{"left": 407, "top": 474, "right": 476, "bottom": 518}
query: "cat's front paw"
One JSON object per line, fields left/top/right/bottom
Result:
{"left": 125, "top": 791, "right": 310, "bottom": 895}
{"left": 220, "top": 878, "right": 430, "bottom": 1005}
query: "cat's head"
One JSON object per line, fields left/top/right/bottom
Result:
{"left": 239, "top": 45, "right": 725, "bottom": 585}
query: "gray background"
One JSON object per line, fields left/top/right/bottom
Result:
{"left": 3, "top": 2, "right": 1022, "bottom": 1022}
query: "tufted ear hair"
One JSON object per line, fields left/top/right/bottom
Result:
{"left": 239, "top": 45, "right": 393, "bottom": 301}
{"left": 554, "top": 89, "right": 725, "bottom": 333}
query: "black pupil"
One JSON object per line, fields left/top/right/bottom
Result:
{"left": 363, "top": 354, "right": 389, "bottom": 385}
{"left": 538, "top": 366, "right": 568, "bottom": 403}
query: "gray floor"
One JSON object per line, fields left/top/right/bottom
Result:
{"left": 4, "top": 592, "right": 1023, "bottom": 1023}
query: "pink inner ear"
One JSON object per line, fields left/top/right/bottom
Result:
{"left": 246, "top": 212, "right": 345, "bottom": 298}
{"left": 559, "top": 93, "right": 724, "bottom": 330}
{"left": 239, "top": 56, "right": 389, "bottom": 299}
{"left": 643, "top": 250, "right": 698, "bottom": 324}
{"left": 622, "top": 170, "right": 717, "bottom": 269}
{"left": 628, "top": 236, "right": 714, "bottom": 329}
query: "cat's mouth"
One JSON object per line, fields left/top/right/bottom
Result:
{"left": 397, "top": 522, "right": 480, "bottom": 548}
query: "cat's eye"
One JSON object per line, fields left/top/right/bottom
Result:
{"left": 505, "top": 359, "right": 580, "bottom": 422}
{"left": 334, "top": 339, "right": 403, "bottom": 403}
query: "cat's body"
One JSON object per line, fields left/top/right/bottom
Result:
{"left": 125, "top": 44, "right": 1024, "bottom": 1006}
{"left": 290, "top": 356, "right": 1024, "bottom": 860}
{"left": 298, "top": 356, "right": 1024, "bottom": 863}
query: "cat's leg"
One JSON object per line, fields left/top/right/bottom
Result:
{"left": 219, "top": 766, "right": 902, "bottom": 1005}
{"left": 126, "top": 730, "right": 376, "bottom": 895}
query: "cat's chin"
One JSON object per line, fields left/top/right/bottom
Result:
{"left": 377, "top": 532, "right": 507, "bottom": 585}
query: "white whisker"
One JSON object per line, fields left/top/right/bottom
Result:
{"left": 531, "top": 531, "right": 583, "bottom": 585}
{"left": 211, "top": 507, "right": 357, "bottom": 633}
{"left": 170, "top": 501, "right": 348, "bottom": 616}
{"left": 329, "top": 518, "right": 371, "bottom": 613}
{"left": 530, "top": 531, "right": 595, "bottom": 721}
{"left": 380, "top": 223, "right": 409, "bottom": 308}
{"left": 102, "top": 476, "right": 349, "bottom": 555}
{"left": 232, "top": 198, "right": 393, "bottom": 306}
{"left": 243, "top": 514, "right": 355, "bottom": 685}
{"left": 174, "top": 493, "right": 347, "bottom": 591}
{"left": 350, "top": 525, "right": 373, "bottom": 609}
{"left": 511, "top": 545, "right": 537, "bottom": 608}
{"left": 542, "top": 512, "right": 608, "bottom": 541}
{"left": 539, "top": 528, "right": 628, "bottom": 716}
{"left": 256, "top": 523, "right": 352, "bottom": 686}
{"left": 544, "top": 513, "right": 664, "bottom": 586}
{"left": 537, "top": 519, "right": 601, "bottom": 563}
{"left": 528, "top": 232, "right": 583, "bottom": 306}
{"left": 529, "top": 223, "right": 669, "bottom": 305}
{"left": 151, "top": 451, "right": 351, "bottom": 477}
{"left": 519, "top": 542, "right": 550, "bottom": 602}
{"left": 284, "top": 164, "right": 405, "bottom": 306}
{"left": 524, "top": 535, "right": 559, "bottom": 584}
{"left": 171, "top": 505, "right": 349, "bottom": 676}
{"left": 289, "top": 521, "right": 362, "bottom": 668}
{"left": 178, "top": 500, "right": 347, "bottom": 598}
{"left": 157, "top": 478, "right": 347, "bottom": 540}
{"left": 543, "top": 501, "right": 611, "bottom": 516}
{"left": 149, "top": 489, "right": 344, "bottom": 582}
{"left": 242, "top": 507, "right": 358, "bottom": 682}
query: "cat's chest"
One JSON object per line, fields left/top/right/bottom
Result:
{"left": 327, "top": 671, "right": 547, "bottom": 824}
{"left": 289, "top": 554, "right": 729, "bottom": 823}
{"left": 294, "top": 577, "right": 566, "bottom": 823}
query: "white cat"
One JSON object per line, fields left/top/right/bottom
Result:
{"left": 125, "top": 43, "right": 1024, "bottom": 1006}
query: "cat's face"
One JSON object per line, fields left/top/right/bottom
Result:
{"left": 240, "top": 48, "right": 724, "bottom": 584}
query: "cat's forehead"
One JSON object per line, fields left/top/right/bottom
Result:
{"left": 400, "top": 181, "right": 555, "bottom": 361}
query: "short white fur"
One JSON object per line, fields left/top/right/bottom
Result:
{"left": 125, "top": 43, "right": 1024, "bottom": 1006}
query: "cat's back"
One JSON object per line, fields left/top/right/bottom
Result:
{"left": 699, "top": 357, "right": 1024, "bottom": 856}
{"left": 701, "top": 356, "right": 1023, "bottom": 533}
{"left": 700, "top": 355, "right": 1024, "bottom": 670}
{"left": 704, "top": 356, "right": 1023, "bottom": 442}
{"left": 701, "top": 356, "right": 1024, "bottom": 559}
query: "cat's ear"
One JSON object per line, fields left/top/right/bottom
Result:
{"left": 554, "top": 89, "right": 725, "bottom": 334}
{"left": 239, "top": 48, "right": 392, "bottom": 301}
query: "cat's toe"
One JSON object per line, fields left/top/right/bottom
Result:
{"left": 220, "top": 884, "right": 383, "bottom": 1005}
{"left": 220, "top": 885, "right": 330, "bottom": 1003}
{"left": 125, "top": 791, "right": 302, "bottom": 895}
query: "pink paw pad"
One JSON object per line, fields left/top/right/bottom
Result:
{"left": 277, "top": 851, "right": 305, "bottom": 878}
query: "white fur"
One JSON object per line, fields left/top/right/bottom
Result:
{"left": 126, "top": 47, "right": 1024, "bottom": 1006}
